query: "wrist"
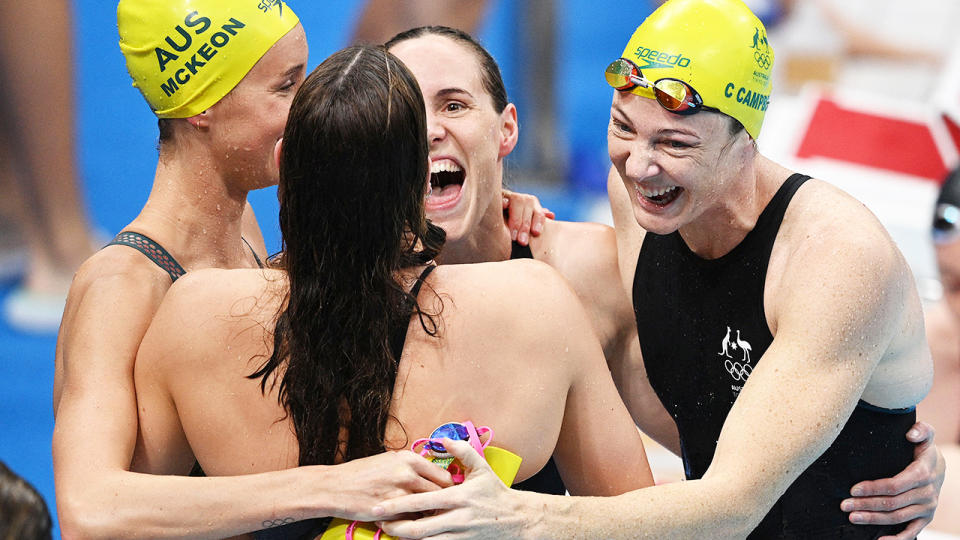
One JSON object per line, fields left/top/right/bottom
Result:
{"left": 517, "top": 491, "right": 563, "bottom": 540}
{"left": 294, "top": 464, "right": 340, "bottom": 519}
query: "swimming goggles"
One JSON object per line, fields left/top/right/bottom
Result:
{"left": 933, "top": 203, "right": 960, "bottom": 244}
{"left": 340, "top": 421, "right": 493, "bottom": 540}
{"left": 605, "top": 57, "right": 705, "bottom": 115}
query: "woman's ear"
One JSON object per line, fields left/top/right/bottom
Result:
{"left": 498, "top": 103, "right": 519, "bottom": 159}
{"left": 187, "top": 110, "right": 209, "bottom": 130}
{"left": 274, "top": 138, "right": 284, "bottom": 169}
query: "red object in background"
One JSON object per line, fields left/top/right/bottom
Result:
{"left": 795, "top": 96, "right": 955, "bottom": 183}
{"left": 944, "top": 114, "right": 960, "bottom": 166}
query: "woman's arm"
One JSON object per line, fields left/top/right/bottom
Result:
{"left": 541, "top": 262, "right": 654, "bottom": 495}
{"left": 375, "top": 206, "right": 928, "bottom": 539}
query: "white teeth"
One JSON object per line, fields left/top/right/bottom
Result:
{"left": 638, "top": 185, "right": 679, "bottom": 198}
{"left": 431, "top": 160, "right": 462, "bottom": 174}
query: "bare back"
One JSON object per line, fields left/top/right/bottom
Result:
{"left": 133, "top": 260, "right": 652, "bottom": 496}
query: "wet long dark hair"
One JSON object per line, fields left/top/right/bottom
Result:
{"left": 386, "top": 26, "right": 508, "bottom": 114}
{"left": 250, "top": 45, "right": 446, "bottom": 466}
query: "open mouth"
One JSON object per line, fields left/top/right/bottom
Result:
{"left": 427, "top": 158, "right": 465, "bottom": 208}
{"left": 638, "top": 184, "right": 683, "bottom": 207}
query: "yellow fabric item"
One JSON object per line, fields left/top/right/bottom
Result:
{"left": 614, "top": 0, "right": 773, "bottom": 139}
{"left": 319, "top": 446, "right": 522, "bottom": 540}
{"left": 117, "top": 0, "right": 299, "bottom": 118}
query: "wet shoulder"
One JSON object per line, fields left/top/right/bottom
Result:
{"left": 535, "top": 220, "right": 616, "bottom": 258}
{"left": 781, "top": 178, "right": 897, "bottom": 251}
{"left": 432, "top": 259, "right": 578, "bottom": 315}
{"left": 143, "top": 268, "right": 283, "bottom": 370}
{"left": 533, "top": 220, "right": 619, "bottom": 286}
{"left": 63, "top": 246, "right": 180, "bottom": 323}
{"left": 162, "top": 268, "right": 283, "bottom": 327}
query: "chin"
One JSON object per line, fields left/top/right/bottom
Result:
{"left": 429, "top": 215, "right": 468, "bottom": 244}
{"left": 632, "top": 210, "right": 681, "bottom": 236}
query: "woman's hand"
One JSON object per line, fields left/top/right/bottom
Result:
{"left": 502, "top": 189, "right": 554, "bottom": 246}
{"left": 375, "top": 439, "right": 537, "bottom": 539}
{"left": 842, "top": 421, "right": 944, "bottom": 540}
{"left": 321, "top": 450, "right": 455, "bottom": 522}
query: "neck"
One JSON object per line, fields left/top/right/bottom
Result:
{"left": 129, "top": 146, "right": 254, "bottom": 269}
{"left": 436, "top": 197, "right": 512, "bottom": 265}
{"left": 679, "top": 154, "right": 788, "bottom": 259}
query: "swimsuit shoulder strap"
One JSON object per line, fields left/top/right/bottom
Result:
{"left": 389, "top": 265, "right": 437, "bottom": 362}
{"left": 107, "top": 231, "right": 186, "bottom": 282}
{"left": 241, "top": 237, "right": 265, "bottom": 269}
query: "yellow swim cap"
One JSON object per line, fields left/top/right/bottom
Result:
{"left": 611, "top": 0, "right": 773, "bottom": 139}
{"left": 118, "top": 0, "right": 299, "bottom": 119}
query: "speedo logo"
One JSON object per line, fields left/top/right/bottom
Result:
{"left": 632, "top": 46, "right": 691, "bottom": 70}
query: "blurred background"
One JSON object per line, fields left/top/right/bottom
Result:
{"left": 2, "top": 0, "right": 960, "bottom": 537}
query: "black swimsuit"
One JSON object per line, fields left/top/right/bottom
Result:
{"left": 633, "top": 174, "right": 914, "bottom": 538}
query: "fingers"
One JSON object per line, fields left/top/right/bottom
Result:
{"left": 876, "top": 517, "right": 928, "bottom": 540}
{"left": 848, "top": 503, "right": 930, "bottom": 527}
{"left": 905, "top": 421, "right": 934, "bottom": 444}
{"left": 501, "top": 189, "right": 552, "bottom": 245}
{"left": 850, "top": 462, "right": 929, "bottom": 498}
{"left": 401, "top": 451, "right": 455, "bottom": 489}
{"left": 379, "top": 510, "right": 465, "bottom": 539}
{"left": 440, "top": 438, "right": 490, "bottom": 474}
{"left": 530, "top": 208, "right": 548, "bottom": 238}
{"left": 843, "top": 484, "right": 935, "bottom": 515}
{"left": 373, "top": 489, "right": 456, "bottom": 519}
{"left": 516, "top": 206, "right": 534, "bottom": 245}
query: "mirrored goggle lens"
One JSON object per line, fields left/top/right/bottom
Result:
{"left": 604, "top": 59, "right": 637, "bottom": 90}
{"left": 605, "top": 59, "right": 701, "bottom": 114}
{"left": 653, "top": 79, "right": 689, "bottom": 110}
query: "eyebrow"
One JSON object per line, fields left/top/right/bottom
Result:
{"left": 657, "top": 128, "right": 698, "bottom": 138}
{"left": 435, "top": 87, "right": 474, "bottom": 99}
{"left": 283, "top": 64, "right": 305, "bottom": 78}
{"left": 611, "top": 104, "right": 699, "bottom": 138}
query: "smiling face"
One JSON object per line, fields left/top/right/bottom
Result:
{"left": 607, "top": 90, "right": 752, "bottom": 235}
{"left": 389, "top": 34, "right": 516, "bottom": 244}
{"left": 206, "top": 23, "right": 308, "bottom": 191}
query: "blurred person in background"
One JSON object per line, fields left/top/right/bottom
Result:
{"left": 920, "top": 165, "right": 960, "bottom": 535}
{"left": 0, "top": 0, "right": 98, "bottom": 333}
{"left": 351, "top": 0, "right": 488, "bottom": 44}
{"left": 0, "top": 461, "right": 52, "bottom": 540}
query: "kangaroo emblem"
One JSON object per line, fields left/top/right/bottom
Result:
{"left": 718, "top": 326, "right": 733, "bottom": 358}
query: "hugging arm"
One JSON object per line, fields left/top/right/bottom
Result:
{"left": 607, "top": 164, "right": 942, "bottom": 528}
{"left": 502, "top": 189, "right": 554, "bottom": 246}
{"left": 376, "top": 213, "right": 925, "bottom": 539}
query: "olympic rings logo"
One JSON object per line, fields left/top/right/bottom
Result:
{"left": 754, "top": 51, "right": 771, "bottom": 70}
{"left": 262, "top": 518, "right": 296, "bottom": 528}
{"left": 725, "top": 359, "right": 754, "bottom": 382}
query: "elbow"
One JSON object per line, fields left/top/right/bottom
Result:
{"left": 697, "top": 475, "right": 771, "bottom": 538}
{"left": 57, "top": 491, "right": 126, "bottom": 540}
